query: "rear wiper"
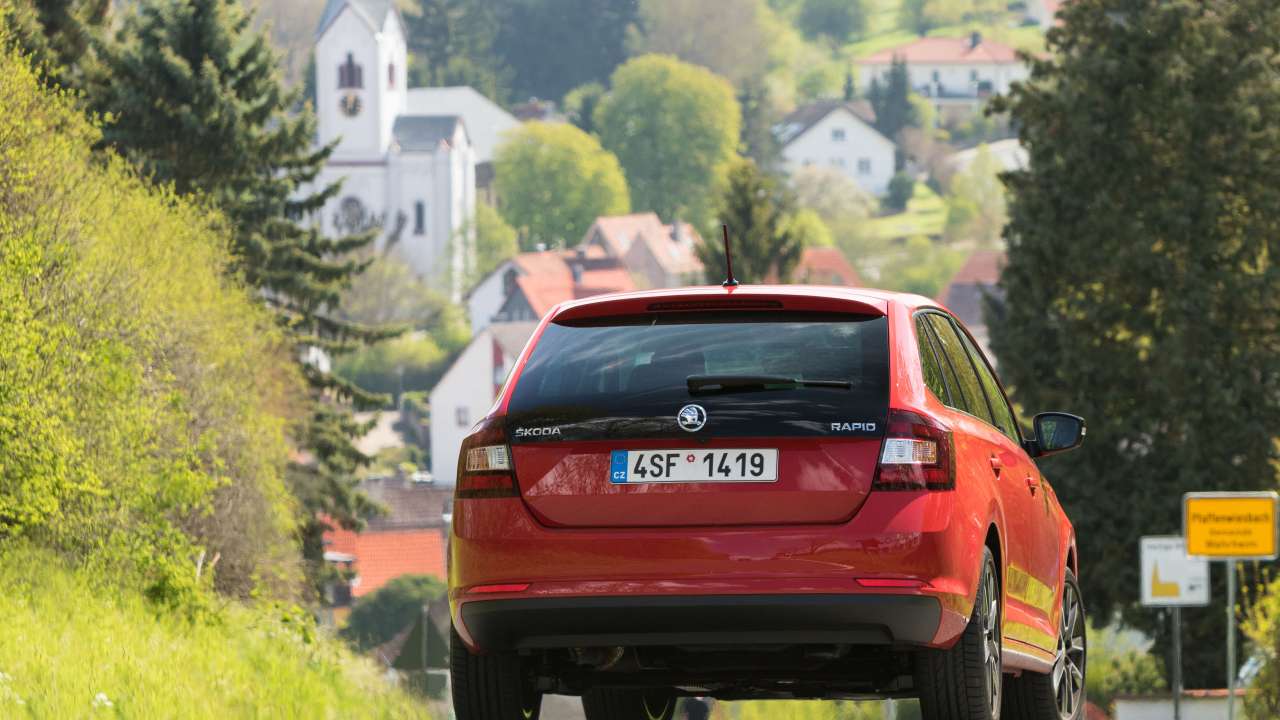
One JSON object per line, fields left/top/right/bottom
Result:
{"left": 686, "top": 374, "right": 852, "bottom": 394}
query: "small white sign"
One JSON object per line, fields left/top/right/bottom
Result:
{"left": 1140, "top": 536, "right": 1209, "bottom": 607}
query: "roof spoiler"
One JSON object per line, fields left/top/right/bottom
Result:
{"left": 551, "top": 287, "right": 887, "bottom": 323}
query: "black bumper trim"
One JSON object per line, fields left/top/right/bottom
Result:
{"left": 461, "top": 593, "right": 941, "bottom": 652}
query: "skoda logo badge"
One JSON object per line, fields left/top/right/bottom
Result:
{"left": 677, "top": 404, "right": 707, "bottom": 433}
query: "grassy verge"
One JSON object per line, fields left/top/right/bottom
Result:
{"left": 0, "top": 549, "right": 428, "bottom": 718}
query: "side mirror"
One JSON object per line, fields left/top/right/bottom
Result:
{"left": 1029, "top": 412, "right": 1086, "bottom": 458}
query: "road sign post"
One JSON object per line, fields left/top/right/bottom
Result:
{"left": 1183, "top": 491, "right": 1280, "bottom": 720}
{"left": 1140, "top": 535, "right": 1209, "bottom": 720}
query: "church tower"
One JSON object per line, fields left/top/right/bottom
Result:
{"left": 314, "top": 0, "right": 407, "bottom": 159}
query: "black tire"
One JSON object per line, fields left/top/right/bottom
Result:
{"left": 917, "top": 546, "right": 1003, "bottom": 720}
{"left": 581, "top": 687, "right": 677, "bottom": 720}
{"left": 451, "top": 626, "right": 543, "bottom": 720}
{"left": 1004, "top": 569, "right": 1086, "bottom": 720}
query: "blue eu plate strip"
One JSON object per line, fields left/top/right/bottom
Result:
{"left": 609, "top": 450, "right": 629, "bottom": 484}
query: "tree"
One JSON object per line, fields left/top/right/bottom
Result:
{"left": 629, "top": 0, "right": 773, "bottom": 84}
{"left": 4, "top": 0, "right": 108, "bottom": 84}
{"left": 989, "top": 0, "right": 1280, "bottom": 687}
{"left": 403, "top": 0, "right": 508, "bottom": 103}
{"left": 340, "top": 575, "right": 446, "bottom": 651}
{"left": 942, "top": 144, "right": 1006, "bottom": 246}
{"left": 597, "top": 55, "right": 740, "bottom": 228}
{"left": 494, "top": 121, "right": 630, "bottom": 249}
{"left": 90, "top": 0, "right": 391, "bottom": 595}
{"left": 884, "top": 172, "right": 916, "bottom": 212}
{"left": 472, "top": 201, "right": 518, "bottom": 282}
{"left": 868, "top": 57, "right": 918, "bottom": 142}
{"left": 494, "top": 0, "right": 637, "bottom": 102}
{"left": 697, "top": 158, "right": 803, "bottom": 283}
{"left": 563, "top": 82, "right": 605, "bottom": 135}
{"left": 797, "top": 0, "right": 866, "bottom": 46}
{"left": 738, "top": 78, "right": 783, "bottom": 170}
{"left": 790, "top": 165, "right": 875, "bottom": 258}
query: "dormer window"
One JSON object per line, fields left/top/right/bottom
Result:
{"left": 338, "top": 53, "right": 363, "bottom": 89}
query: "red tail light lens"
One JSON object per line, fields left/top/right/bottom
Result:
{"left": 872, "top": 409, "right": 955, "bottom": 491}
{"left": 457, "top": 418, "right": 518, "bottom": 499}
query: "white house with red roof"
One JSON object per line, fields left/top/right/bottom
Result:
{"left": 775, "top": 100, "right": 896, "bottom": 196}
{"left": 859, "top": 33, "right": 1030, "bottom": 106}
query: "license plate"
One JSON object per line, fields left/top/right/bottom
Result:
{"left": 609, "top": 449, "right": 778, "bottom": 484}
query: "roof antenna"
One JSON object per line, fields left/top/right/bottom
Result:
{"left": 721, "top": 224, "right": 739, "bottom": 287}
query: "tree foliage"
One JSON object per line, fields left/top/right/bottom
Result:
{"left": 630, "top": 0, "right": 774, "bottom": 84}
{"left": 3, "top": 0, "right": 107, "bottom": 82}
{"left": 494, "top": 121, "right": 630, "bottom": 249}
{"left": 402, "top": 0, "right": 508, "bottom": 102}
{"left": 796, "top": 0, "right": 866, "bottom": 46}
{"left": 868, "top": 57, "right": 918, "bottom": 143}
{"left": 597, "top": 54, "right": 740, "bottom": 228}
{"left": 697, "top": 158, "right": 803, "bottom": 283}
{"left": 494, "top": 0, "right": 638, "bottom": 102}
{"left": 943, "top": 144, "right": 1006, "bottom": 246}
{"left": 340, "top": 574, "right": 446, "bottom": 651}
{"left": 0, "top": 27, "right": 300, "bottom": 602}
{"left": 90, "top": 0, "right": 391, "bottom": 595}
{"left": 990, "top": 0, "right": 1280, "bottom": 686}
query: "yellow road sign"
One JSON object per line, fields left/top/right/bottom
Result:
{"left": 1183, "top": 492, "right": 1279, "bottom": 559}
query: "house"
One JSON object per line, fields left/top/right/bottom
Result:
{"left": 1026, "top": 0, "right": 1065, "bottom": 29}
{"left": 947, "top": 138, "right": 1028, "bottom": 174}
{"left": 429, "top": 322, "right": 539, "bottom": 484}
{"left": 323, "top": 475, "right": 454, "bottom": 601}
{"left": 775, "top": 101, "right": 897, "bottom": 196}
{"left": 578, "top": 213, "right": 704, "bottom": 289}
{"left": 793, "top": 247, "right": 863, "bottom": 287}
{"left": 936, "top": 249, "right": 1005, "bottom": 361}
{"left": 312, "top": 0, "right": 477, "bottom": 295}
{"left": 466, "top": 247, "right": 636, "bottom": 332}
{"left": 859, "top": 34, "right": 1030, "bottom": 109}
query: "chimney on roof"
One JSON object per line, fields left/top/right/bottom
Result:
{"left": 970, "top": 31, "right": 982, "bottom": 49}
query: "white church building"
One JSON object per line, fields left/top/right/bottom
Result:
{"left": 312, "top": 0, "right": 506, "bottom": 294}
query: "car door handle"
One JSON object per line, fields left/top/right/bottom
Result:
{"left": 1025, "top": 476, "right": 1038, "bottom": 495}
{"left": 989, "top": 455, "right": 1002, "bottom": 476}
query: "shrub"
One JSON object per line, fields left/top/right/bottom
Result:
{"left": 341, "top": 574, "right": 447, "bottom": 651}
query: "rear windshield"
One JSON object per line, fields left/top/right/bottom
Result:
{"left": 506, "top": 312, "right": 889, "bottom": 439}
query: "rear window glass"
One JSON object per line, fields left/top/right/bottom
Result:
{"left": 507, "top": 312, "right": 889, "bottom": 438}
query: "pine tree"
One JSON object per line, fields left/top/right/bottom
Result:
{"left": 697, "top": 159, "right": 803, "bottom": 283}
{"left": 4, "top": 0, "right": 108, "bottom": 83}
{"left": 90, "top": 0, "right": 394, "bottom": 594}
{"left": 869, "top": 57, "right": 917, "bottom": 141}
{"left": 990, "top": 0, "right": 1280, "bottom": 687}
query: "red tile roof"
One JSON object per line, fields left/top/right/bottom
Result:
{"left": 325, "top": 526, "right": 446, "bottom": 598}
{"left": 583, "top": 213, "right": 669, "bottom": 257}
{"left": 949, "top": 249, "right": 1006, "bottom": 285}
{"left": 863, "top": 36, "right": 1021, "bottom": 65}
{"left": 792, "top": 247, "right": 863, "bottom": 286}
{"left": 510, "top": 249, "right": 637, "bottom": 317}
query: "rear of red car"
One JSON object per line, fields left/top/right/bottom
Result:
{"left": 449, "top": 287, "right": 984, "bottom": 706}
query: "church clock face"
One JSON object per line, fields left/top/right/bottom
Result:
{"left": 339, "top": 92, "right": 362, "bottom": 117}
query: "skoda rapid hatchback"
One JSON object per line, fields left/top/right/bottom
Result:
{"left": 449, "top": 285, "right": 1087, "bottom": 720}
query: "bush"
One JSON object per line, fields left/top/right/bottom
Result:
{"left": 341, "top": 574, "right": 447, "bottom": 651}
{"left": 0, "top": 20, "right": 300, "bottom": 602}
{"left": 1244, "top": 577, "right": 1280, "bottom": 718}
{"left": 884, "top": 172, "right": 917, "bottom": 212}
{"left": 1084, "top": 622, "right": 1167, "bottom": 713}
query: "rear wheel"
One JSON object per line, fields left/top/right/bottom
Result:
{"left": 581, "top": 688, "right": 677, "bottom": 720}
{"left": 916, "top": 546, "right": 1002, "bottom": 720}
{"left": 451, "top": 627, "right": 543, "bottom": 720}
{"left": 1004, "top": 569, "right": 1086, "bottom": 720}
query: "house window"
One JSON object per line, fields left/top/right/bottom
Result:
{"left": 388, "top": 63, "right": 396, "bottom": 88}
{"left": 455, "top": 407, "right": 470, "bottom": 427}
{"left": 831, "top": 128, "right": 846, "bottom": 142}
{"left": 338, "top": 53, "right": 363, "bottom": 89}
{"left": 830, "top": 157, "right": 846, "bottom": 168}
{"left": 413, "top": 201, "right": 425, "bottom": 235}
{"left": 931, "top": 70, "right": 940, "bottom": 82}
{"left": 970, "top": 69, "right": 979, "bottom": 81}
{"left": 857, "top": 158, "right": 871, "bottom": 175}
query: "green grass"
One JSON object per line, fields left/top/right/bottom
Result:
{"left": 0, "top": 549, "right": 429, "bottom": 719}
{"left": 865, "top": 184, "right": 948, "bottom": 242}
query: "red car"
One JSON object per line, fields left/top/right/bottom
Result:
{"left": 449, "top": 285, "right": 1087, "bottom": 720}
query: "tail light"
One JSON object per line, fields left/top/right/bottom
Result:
{"left": 872, "top": 409, "right": 955, "bottom": 491}
{"left": 457, "top": 418, "right": 518, "bottom": 499}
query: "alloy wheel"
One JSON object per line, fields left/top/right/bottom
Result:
{"left": 981, "top": 561, "right": 1002, "bottom": 716}
{"left": 1052, "top": 583, "right": 1086, "bottom": 718}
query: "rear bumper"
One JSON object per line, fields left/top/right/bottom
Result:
{"left": 461, "top": 593, "right": 942, "bottom": 652}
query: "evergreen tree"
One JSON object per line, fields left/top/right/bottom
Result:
{"left": 495, "top": 0, "right": 638, "bottom": 102}
{"left": 990, "top": 0, "right": 1280, "bottom": 687}
{"left": 90, "top": 0, "right": 393, "bottom": 594}
{"left": 697, "top": 159, "right": 803, "bottom": 283}
{"left": 4, "top": 0, "right": 108, "bottom": 83}
{"left": 869, "top": 57, "right": 917, "bottom": 141}
{"left": 403, "top": 0, "right": 508, "bottom": 103}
